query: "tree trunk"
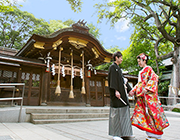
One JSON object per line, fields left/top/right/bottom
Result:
{"left": 155, "top": 59, "right": 159, "bottom": 75}
{"left": 168, "top": 46, "right": 180, "bottom": 105}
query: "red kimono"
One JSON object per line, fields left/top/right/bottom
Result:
{"left": 131, "top": 66, "right": 169, "bottom": 135}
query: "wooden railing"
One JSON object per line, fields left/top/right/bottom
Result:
{"left": 159, "top": 96, "right": 180, "bottom": 106}
{"left": 0, "top": 83, "right": 25, "bottom": 122}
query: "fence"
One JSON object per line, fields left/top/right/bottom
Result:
{"left": 159, "top": 96, "right": 180, "bottom": 106}
{"left": 0, "top": 83, "right": 25, "bottom": 122}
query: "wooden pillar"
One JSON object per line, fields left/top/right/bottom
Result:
{"left": 69, "top": 49, "right": 74, "bottom": 98}
{"left": 102, "top": 79, "right": 105, "bottom": 106}
{"left": 81, "top": 51, "right": 86, "bottom": 94}
{"left": 40, "top": 69, "right": 48, "bottom": 105}
{"left": 85, "top": 70, "right": 91, "bottom": 106}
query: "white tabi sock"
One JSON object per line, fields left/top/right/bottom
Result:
{"left": 113, "top": 136, "right": 123, "bottom": 140}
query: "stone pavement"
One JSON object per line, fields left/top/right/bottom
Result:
{"left": 0, "top": 111, "right": 179, "bottom": 140}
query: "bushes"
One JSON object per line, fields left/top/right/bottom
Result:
{"left": 158, "top": 80, "right": 170, "bottom": 96}
{"left": 172, "top": 108, "right": 180, "bottom": 113}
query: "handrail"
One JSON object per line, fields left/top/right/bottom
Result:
{"left": 158, "top": 96, "right": 180, "bottom": 99}
{"left": 0, "top": 83, "right": 25, "bottom": 122}
{"left": 158, "top": 96, "right": 180, "bottom": 106}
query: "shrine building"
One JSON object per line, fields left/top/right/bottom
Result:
{"left": 0, "top": 20, "right": 137, "bottom": 106}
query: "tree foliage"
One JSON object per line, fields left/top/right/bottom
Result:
{"left": 95, "top": 0, "right": 180, "bottom": 57}
{"left": 121, "top": 19, "right": 173, "bottom": 75}
{"left": 0, "top": 0, "right": 21, "bottom": 12}
{"left": 96, "top": 46, "right": 121, "bottom": 70}
{"left": 88, "top": 23, "right": 101, "bottom": 39}
{"left": 0, "top": 3, "right": 101, "bottom": 50}
{"left": 0, "top": 7, "right": 76, "bottom": 49}
{"left": 95, "top": 0, "right": 180, "bottom": 90}
{"left": 0, "top": 7, "right": 51, "bottom": 49}
{"left": 66, "top": 0, "right": 82, "bottom": 12}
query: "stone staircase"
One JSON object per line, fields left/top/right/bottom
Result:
{"left": 26, "top": 107, "right": 110, "bottom": 124}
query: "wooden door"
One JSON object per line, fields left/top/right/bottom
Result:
{"left": 21, "top": 71, "right": 41, "bottom": 106}
{"left": 89, "top": 79, "right": 103, "bottom": 106}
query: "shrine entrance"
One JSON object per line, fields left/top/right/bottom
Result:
{"left": 89, "top": 77, "right": 104, "bottom": 106}
{"left": 0, "top": 20, "right": 138, "bottom": 107}
{"left": 21, "top": 69, "right": 41, "bottom": 106}
{"left": 11, "top": 20, "right": 113, "bottom": 106}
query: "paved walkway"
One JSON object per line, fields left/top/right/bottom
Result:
{"left": 0, "top": 111, "right": 179, "bottom": 140}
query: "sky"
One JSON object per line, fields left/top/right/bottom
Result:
{"left": 17, "top": 0, "right": 134, "bottom": 50}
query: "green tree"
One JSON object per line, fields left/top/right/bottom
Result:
{"left": 122, "top": 21, "right": 173, "bottom": 75}
{"left": 0, "top": 5, "right": 101, "bottom": 50}
{"left": 96, "top": 46, "right": 121, "bottom": 70}
{"left": 0, "top": 0, "right": 21, "bottom": 12}
{"left": 0, "top": 7, "right": 51, "bottom": 49}
{"left": 66, "top": 0, "right": 82, "bottom": 12}
{"left": 95, "top": 0, "right": 180, "bottom": 100}
{"left": 87, "top": 23, "right": 101, "bottom": 39}
{"left": 47, "top": 20, "right": 69, "bottom": 34}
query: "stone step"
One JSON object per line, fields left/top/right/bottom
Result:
{"left": 29, "top": 107, "right": 134, "bottom": 124}
{"left": 26, "top": 108, "right": 110, "bottom": 114}
{"left": 31, "top": 112, "right": 109, "bottom": 120}
{"left": 32, "top": 117, "right": 109, "bottom": 124}
{"left": 29, "top": 108, "right": 110, "bottom": 124}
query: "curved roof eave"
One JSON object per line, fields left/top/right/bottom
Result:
{"left": 46, "top": 27, "right": 112, "bottom": 57}
{"left": 16, "top": 27, "right": 112, "bottom": 58}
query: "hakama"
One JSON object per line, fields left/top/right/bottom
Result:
{"left": 109, "top": 106, "right": 133, "bottom": 137}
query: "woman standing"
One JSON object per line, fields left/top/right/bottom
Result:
{"left": 129, "top": 53, "right": 169, "bottom": 140}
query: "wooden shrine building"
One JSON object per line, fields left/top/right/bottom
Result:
{"left": 0, "top": 20, "right": 137, "bottom": 106}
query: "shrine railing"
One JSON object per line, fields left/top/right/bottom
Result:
{"left": 159, "top": 96, "right": 180, "bottom": 106}
{"left": 0, "top": 83, "right": 25, "bottom": 122}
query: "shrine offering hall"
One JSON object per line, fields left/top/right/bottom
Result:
{"left": 0, "top": 21, "right": 137, "bottom": 106}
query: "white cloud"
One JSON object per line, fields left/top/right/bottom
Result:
{"left": 115, "top": 19, "right": 130, "bottom": 32}
{"left": 115, "top": 35, "right": 126, "bottom": 41}
{"left": 109, "top": 0, "right": 130, "bottom": 32}
{"left": 107, "top": 0, "right": 130, "bottom": 32}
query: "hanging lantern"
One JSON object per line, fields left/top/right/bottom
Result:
{"left": 105, "top": 80, "right": 108, "bottom": 87}
{"left": 87, "top": 70, "right": 91, "bottom": 78}
{"left": 45, "top": 67, "right": 50, "bottom": 72}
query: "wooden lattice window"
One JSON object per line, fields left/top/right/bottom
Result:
{"left": 32, "top": 74, "right": 40, "bottom": 87}
{"left": 0, "top": 70, "right": 17, "bottom": 83}
{"left": 21, "top": 72, "right": 30, "bottom": 86}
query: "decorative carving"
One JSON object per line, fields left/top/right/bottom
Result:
{"left": 77, "top": 19, "right": 87, "bottom": 26}
{"left": 68, "top": 37, "right": 88, "bottom": 49}
{"left": 72, "top": 19, "right": 89, "bottom": 33}
{"left": 52, "top": 39, "right": 62, "bottom": 48}
{"left": 104, "top": 57, "right": 111, "bottom": 63}
{"left": 92, "top": 48, "right": 99, "bottom": 58}
{"left": 34, "top": 42, "right": 45, "bottom": 49}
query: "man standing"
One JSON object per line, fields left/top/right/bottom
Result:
{"left": 108, "top": 51, "right": 135, "bottom": 140}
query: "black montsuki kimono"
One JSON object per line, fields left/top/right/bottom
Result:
{"left": 108, "top": 62, "right": 132, "bottom": 108}
{"left": 108, "top": 62, "right": 133, "bottom": 137}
